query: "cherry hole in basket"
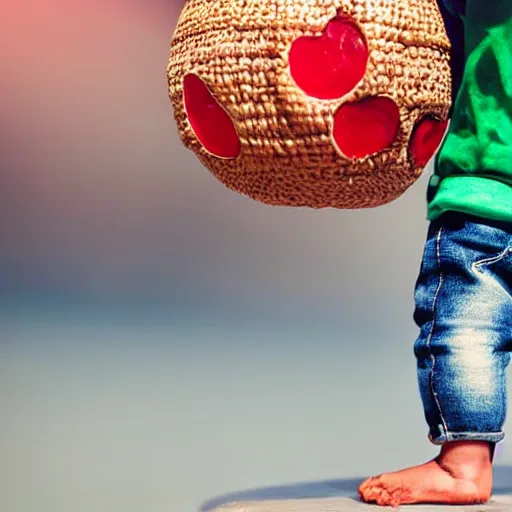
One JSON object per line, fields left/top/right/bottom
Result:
{"left": 409, "top": 116, "right": 448, "bottom": 167}
{"left": 288, "top": 13, "right": 368, "bottom": 100}
{"left": 332, "top": 96, "right": 401, "bottom": 158}
{"left": 183, "top": 74, "right": 241, "bottom": 159}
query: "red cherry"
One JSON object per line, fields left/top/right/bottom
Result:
{"left": 409, "top": 116, "right": 448, "bottom": 167}
{"left": 332, "top": 97, "right": 400, "bottom": 158}
{"left": 288, "top": 15, "right": 368, "bottom": 100}
{"left": 183, "top": 74, "right": 241, "bottom": 159}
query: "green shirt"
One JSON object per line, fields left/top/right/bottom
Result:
{"left": 428, "top": 1, "right": 512, "bottom": 222}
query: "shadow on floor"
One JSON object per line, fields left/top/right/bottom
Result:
{"left": 201, "top": 465, "right": 512, "bottom": 511}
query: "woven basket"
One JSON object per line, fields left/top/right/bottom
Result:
{"left": 167, "top": 0, "right": 451, "bottom": 209}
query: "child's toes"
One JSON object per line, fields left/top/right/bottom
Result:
{"left": 359, "top": 476, "right": 385, "bottom": 502}
{"left": 358, "top": 477, "right": 375, "bottom": 498}
{"left": 375, "top": 487, "right": 392, "bottom": 506}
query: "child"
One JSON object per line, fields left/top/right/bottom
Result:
{"left": 358, "top": 0, "right": 512, "bottom": 506}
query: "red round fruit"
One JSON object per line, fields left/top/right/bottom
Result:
{"left": 183, "top": 74, "right": 241, "bottom": 159}
{"left": 409, "top": 116, "right": 448, "bottom": 167}
{"left": 332, "top": 97, "right": 401, "bottom": 158}
{"left": 289, "top": 15, "right": 368, "bottom": 100}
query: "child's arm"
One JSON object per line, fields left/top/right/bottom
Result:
{"left": 436, "top": 0, "right": 466, "bottom": 111}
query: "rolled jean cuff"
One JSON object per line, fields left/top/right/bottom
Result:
{"left": 428, "top": 425, "right": 505, "bottom": 445}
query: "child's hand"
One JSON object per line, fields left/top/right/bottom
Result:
{"left": 436, "top": 0, "right": 465, "bottom": 113}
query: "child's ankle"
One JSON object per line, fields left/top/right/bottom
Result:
{"left": 436, "top": 441, "right": 494, "bottom": 479}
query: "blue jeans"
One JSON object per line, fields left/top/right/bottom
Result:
{"left": 414, "top": 212, "right": 512, "bottom": 445}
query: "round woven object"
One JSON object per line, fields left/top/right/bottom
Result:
{"left": 167, "top": 0, "right": 452, "bottom": 209}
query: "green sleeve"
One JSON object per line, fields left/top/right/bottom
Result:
{"left": 428, "top": 0, "right": 512, "bottom": 223}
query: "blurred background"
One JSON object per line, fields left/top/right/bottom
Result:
{"left": 1, "top": 1, "right": 511, "bottom": 512}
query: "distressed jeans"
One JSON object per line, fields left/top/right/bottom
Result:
{"left": 414, "top": 212, "right": 512, "bottom": 445}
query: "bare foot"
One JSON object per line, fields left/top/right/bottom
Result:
{"left": 358, "top": 441, "right": 494, "bottom": 507}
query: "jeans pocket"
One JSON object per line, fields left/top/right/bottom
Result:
{"left": 472, "top": 246, "right": 512, "bottom": 274}
{"left": 472, "top": 245, "right": 512, "bottom": 302}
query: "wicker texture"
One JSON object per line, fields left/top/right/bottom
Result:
{"left": 167, "top": 0, "right": 451, "bottom": 209}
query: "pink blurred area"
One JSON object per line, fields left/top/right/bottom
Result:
{"left": 0, "top": 0, "right": 209, "bottom": 300}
